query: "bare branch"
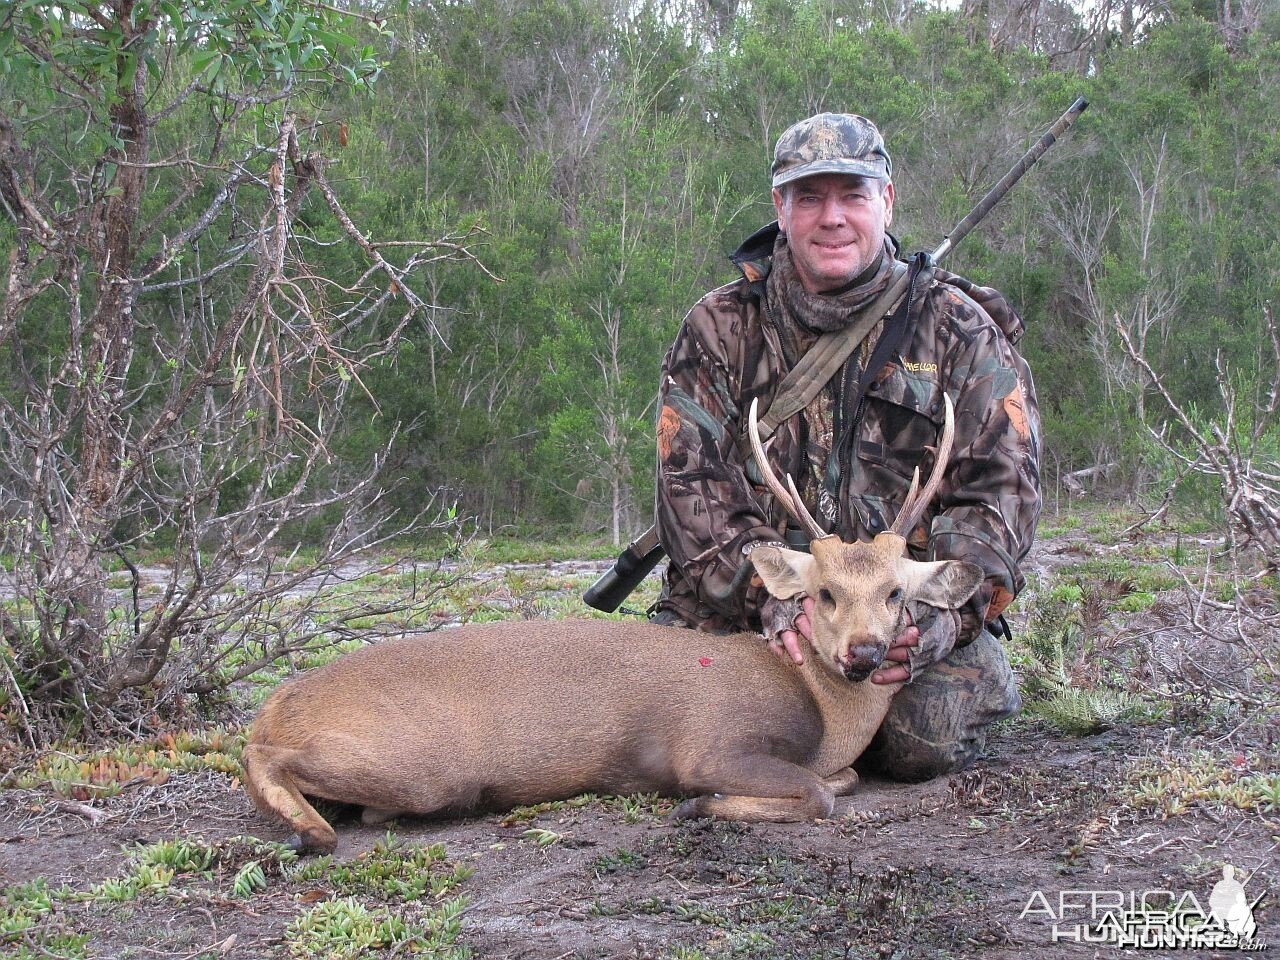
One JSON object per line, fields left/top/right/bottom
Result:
{"left": 1117, "top": 305, "right": 1280, "bottom": 572}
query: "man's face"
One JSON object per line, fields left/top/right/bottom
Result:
{"left": 772, "top": 173, "right": 895, "bottom": 293}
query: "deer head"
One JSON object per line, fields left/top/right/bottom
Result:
{"left": 746, "top": 394, "right": 983, "bottom": 681}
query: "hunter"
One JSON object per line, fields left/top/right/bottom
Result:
{"left": 652, "top": 113, "right": 1041, "bottom": 781}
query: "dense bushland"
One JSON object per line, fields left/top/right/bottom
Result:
{"left": 0, "top": 0, "right": 1276, "bottom": 735}
{"left": 322, "top": 0, "right": 1279, "bottom": 535}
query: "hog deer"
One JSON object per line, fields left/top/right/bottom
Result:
{"left": 243, "top": 397, "right": 980, "bottom": 853}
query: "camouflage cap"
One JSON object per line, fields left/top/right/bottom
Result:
{"left": 771, "top": 113, "right": 892, "bottom": 189}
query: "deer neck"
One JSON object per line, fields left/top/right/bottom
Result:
{"left": 795, "top": 653, "right": 901, "bottom": 777}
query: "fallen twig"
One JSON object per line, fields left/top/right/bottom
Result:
{"left": 53, "top": 799, "right": 108, "bottom": 825}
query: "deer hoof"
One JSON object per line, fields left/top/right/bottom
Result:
{"left": 288, "top": 829, "right": 337, "bottom": 857}
{"left": 669, "top": 797, "right": 711, "bottom": 822}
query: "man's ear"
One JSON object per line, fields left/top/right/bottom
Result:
{"left": 750, "top": 545, "right": 817, "bottom": 601}
{"left": 908, "top": 559, "right": 983, "bottom": 609}
{"left": 772, "top": 187, "right": 787, "bottom": 232}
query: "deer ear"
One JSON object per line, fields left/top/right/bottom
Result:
{"left": 749, "top": 545, "right": 817, "bottom": 601}
{"left": 911, "top": 560, "right": 985, "bottom": 608}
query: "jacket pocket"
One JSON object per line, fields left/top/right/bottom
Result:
{"left": 847, "top": 363, "right": 946, "bottom": 534}
{"left": 866, "top": 360, "right": 945, "bottom": 424}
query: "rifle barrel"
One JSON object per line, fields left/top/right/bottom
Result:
{"left": 932, "top": 96, "right": 1089, "bottom": 263}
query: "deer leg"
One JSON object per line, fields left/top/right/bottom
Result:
{"left": 671, "top": 753, "right": 835, "bottom": 823}
{"left": 241, "top": 744, "right": 338, "bottom": 855}
{"left": 274, "top": 739, "right": 463, "bottom": 830}
{"left": 360, "top": 807, "right": 406, "bottom": 825}
{"left": 824, "top": 766, "right": 861, "bottom": 797}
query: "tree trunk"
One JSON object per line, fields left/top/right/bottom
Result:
{"left": 68, "top": 34, "right": 150, "bottom": 686}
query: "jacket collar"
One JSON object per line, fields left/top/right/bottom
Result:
{"left": 729, "top": 221, "right": 782, "bottom": 300}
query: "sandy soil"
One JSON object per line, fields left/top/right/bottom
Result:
{"left": 1, "top": 521, "right": 1276, "bottom": 959}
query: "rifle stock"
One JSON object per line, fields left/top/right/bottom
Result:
{"left": 582, "top": 528, "right": 664, "bottom": 613}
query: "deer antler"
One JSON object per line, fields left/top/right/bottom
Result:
{"left": 888, "top": 393, "right": 955, "bottom": 536}
{"left": 747, "top": 398, "right": 826, "bottom": 540}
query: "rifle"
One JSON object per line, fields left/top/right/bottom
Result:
{"left": 583, "top": 96, "right": 1089, "bottom": 614}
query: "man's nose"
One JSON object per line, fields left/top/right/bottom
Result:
{"left": 817, "top": 196, "right": 847, "bottom": 226}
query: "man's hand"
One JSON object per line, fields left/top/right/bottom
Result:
{"left": 869, "top": 623, "right": 919, "bottom": 685}
{"left": 763, "top": 598, "right": 961, "bottom": 679}
{"left": 871, "top": 607, "right": 961, "bottom": 684}
{"left": 763, "top": 595, "right": 815, "bottom": 664}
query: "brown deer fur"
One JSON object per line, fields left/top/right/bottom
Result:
{"left": 242, "top": 533, "right": 982, "bottom": 853}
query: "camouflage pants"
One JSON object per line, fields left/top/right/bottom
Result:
{"left": 857, "top": 629, "right": 1020, "bottom": 782}
{"left": 649, "top": 612, "right": 1020, "bottom": 783}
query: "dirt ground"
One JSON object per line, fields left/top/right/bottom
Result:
{"left": 1, "top": 518, "right": 1276, "bottom": 959}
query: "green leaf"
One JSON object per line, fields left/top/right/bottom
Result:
{"left": 119, "top": 50, "right": 137, "bottom": 88}
{"left": 191, "top": 47, "right": 220, "bottom": 74}
{"left": 314, "top": 29, "right": 358, "bottom": 51}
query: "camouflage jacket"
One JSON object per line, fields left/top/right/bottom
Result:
{"left": 654, "top": 223, "right": 1041, "bottom": 641}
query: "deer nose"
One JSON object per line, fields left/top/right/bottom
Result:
{"left": 842, "top": 642, "right": 884, "bottom": 681}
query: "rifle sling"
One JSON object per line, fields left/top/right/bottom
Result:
{"left": 752, "top": 260, "right": 910, "bottom": 441}
{"left": 837, "top": 254, "right": 935, "bottom": 452}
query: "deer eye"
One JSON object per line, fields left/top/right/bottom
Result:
{"left": 818, "top": 589, "right": 834, "bottom": 605}
{"left": 887, "top": 588, "right": 903, "bottom": 604}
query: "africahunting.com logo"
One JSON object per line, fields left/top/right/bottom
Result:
{"left": 1021, "top": 864, "right": 1268, "bottom": 950}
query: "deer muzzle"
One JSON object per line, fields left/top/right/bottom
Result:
{"left": 841, "top": 641, "right": 885, "bottom": 681}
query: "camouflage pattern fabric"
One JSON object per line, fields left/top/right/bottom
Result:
{"left": 771, "top": 113, "right": 892, "bottom": 187}
{"left": 653, "top": 221, "right": 1041, "bottom": 649}
{"left": 857, "top": 629, "right": 1021, "bottom": 782}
